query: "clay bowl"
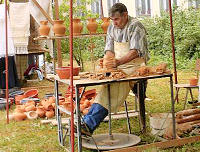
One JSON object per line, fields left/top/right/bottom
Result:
{"left": 189, "top": 78, "right": 198, "bottom": 86}
{"left": 56, "top": 66, "right": 80, "bottom": 79}
{"left": 24, "top": 89, "right": 38, "bottom": 98}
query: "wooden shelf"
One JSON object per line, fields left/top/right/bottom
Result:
{"left": 34, "top": 33, "right": 106, "bottom": 40}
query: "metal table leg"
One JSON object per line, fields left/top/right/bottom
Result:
{"left": 184, "top": 88, "right": 189, "bottom": 109}
{"left": 55, "top": 79, "right": 63, "bottom": 146}
{"left": 170, "top": 76, "right": 176, "bottom": 139}
{"left": 138, "top": 80, "right": 146, "bottom": 133}
{"left": 107, "top": 84, "right": 113, "bottom": 139}
{"left": 124, "top": 100, "right": 131, "bottom": 134}
{"left": 75, "top": 86, "right": 82, "bottom": 152}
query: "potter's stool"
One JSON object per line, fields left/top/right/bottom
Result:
{"left": 174, "top": 84, "right": 199, "bottom": 109}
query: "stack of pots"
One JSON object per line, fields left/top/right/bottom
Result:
{"left": 39, "top": 17, "right": 110, "bottom": 37}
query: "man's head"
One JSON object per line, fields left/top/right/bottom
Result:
{"left": 109, "top": 3, "right": 128, "bottom": 29}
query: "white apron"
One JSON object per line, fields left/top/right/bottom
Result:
{"left": 94, "top": 41, "right": 145, "bottom": 113}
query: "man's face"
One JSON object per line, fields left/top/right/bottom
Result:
{"left": 110, "top": 12, "right": 128, "bottom": 29}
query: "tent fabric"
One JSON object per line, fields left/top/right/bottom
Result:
{"left": 0, "top": 56, "right": 19, "bottom": 89}
{"left": 29, "top": 0, "right": 53, "bottom": 56}
{"left": 0, "top": 4, "right": 15, "bottom": 57}
{"left": 9, "top": 2, "right": 30, "bottom": 54}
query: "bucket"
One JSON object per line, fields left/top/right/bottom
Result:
{"left": 149, "top": 113, "right": 172, "bottom": 136}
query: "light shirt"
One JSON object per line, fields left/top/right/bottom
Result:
{"left": 104, "top": 16, "right": 149, "bottom": 62}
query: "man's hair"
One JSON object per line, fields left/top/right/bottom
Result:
{"left": 109, "top": 3, "right": 128, "bottom": 17}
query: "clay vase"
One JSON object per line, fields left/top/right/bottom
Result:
{"left": 25, "top": 105, "right": 36, "bottom": 112}
{"left": 73, "top": 18, "right": 83, "bottom": 36}
{"left": 14, "top": 112, "right": 27, "bottom": 121}
{"left": 36, "top": 107, "right": 46, "bottom": 118}
{"left": 39, "top": 21, "right": 50, "bottom": 36}
{"left": 101, "top": 17, "right": 110, "bottom": 33}
{"left": 53, "top": 20, "right": 66, "bottom": 36}
{"left": 190, "top": 78, "right": 198, "bottom": 86}
{"left": 45, "top": 110, "right": 55, "bottom": 118}
{"left": 87, "top": 18, "right": 98, "bottom": 34}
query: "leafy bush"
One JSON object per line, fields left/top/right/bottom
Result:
{"left": 59, "top": 0, "right": 105, "bottom": 70}
{"left": 142, "top": 8, "right": 200, "bottom": 69}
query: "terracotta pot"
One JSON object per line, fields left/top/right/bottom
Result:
{"left": 25, "top": 105, "right": 36, "bottom": 112}
{"left": 48, "top": 96, "right": 56, "bottom": 104}
{"left": 87, "top": 18, "right": 98, "bottom": 34}
{"left": 14, "top": 112, "right": 27, "bottom": 121}
{"left": 73, "top": 18, "right": 83, "bottom": 36}
{"left": 26, "top": 111, "right": 38, "bottom": 120}
{"left": 24, "top": 89, "right": 38, "bottom": 98}
{"left": 43, "top": 102, "right": 54, "bottom": 111}
{"left": 45, "top": 110, "right": 55, "bottom": 118}
{"left": 36, "top": 107, "right": 46, "bottom": 118}
{"left": 56, "top": 66, "right": 80, "bottom": 79}
{"left": 190, "top": 78, "right": 198, "bottom": 86}
{"left": 101, "top": 17, "right": 110, "bottom": 33}
{"left": 15, "top": 94, "right": 27, "bottom": 105}
{"left": 14, "top": 107, "right": 25, "bottom": 113}
{"left": 53, "top": 20, "right": 66, "bottom": 36}
{"left": 39, "top": 21, "right": 50, "bottom": 36}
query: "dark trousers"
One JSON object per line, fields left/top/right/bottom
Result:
{"left": 83, "top": 81, "right": 147, "bottom": 132}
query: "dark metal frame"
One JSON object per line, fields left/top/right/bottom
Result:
{"left": 55, "top": 73, "right": 176, "bottom": 152}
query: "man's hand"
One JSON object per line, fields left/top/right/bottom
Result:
{"left": 103, "top": 55, "right": 118, "bottom": 69}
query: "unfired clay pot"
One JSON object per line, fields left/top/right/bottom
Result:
{"left": 45, "top": 110, "right": 54, "bottom": 118}
{"left": 36, "top": 107, "right": 46, "bottom": 118}
{"left": 73, "top": 18, "right": 83, "bottom": 36}
{"left": 87, "top": 18, "right": 98, "bottom": 34}
{"left": 26, "top": 111, "right": 38, "bottom": 120}
{"left": 39, "top": 21, "right": 50, "bottom": 36}
{"left": 190, "top": 78, "right": 198, "bottom": 86}
{"left": 101, "top": 17, "right": 110, "bottom": 33}
{"left": 14, "top": 112, "right": 27, "bottom": 121}
{"left": 53, "top": 20, "right": 66, "bottom": 36}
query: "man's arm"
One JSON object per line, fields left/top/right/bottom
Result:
{"left": 115, "top": 49, "right": 139, "bottom": 66}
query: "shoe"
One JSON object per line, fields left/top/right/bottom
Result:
{"left": 74, "top": 123, "right": 93, "bottom": 137}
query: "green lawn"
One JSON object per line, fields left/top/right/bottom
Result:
{"left": 0, "top": 70, "right": 200, "bottom": 152}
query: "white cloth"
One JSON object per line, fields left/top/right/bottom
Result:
{"left": 29, "top": 0, "right": 53, "bottom": 56}
{"left": 0, "top": 4, "right": 15, "bottom": 57}
{"left": 95, "top": 41, "right": 145, "bottom": 113}
{"left": 9, "top": 2, "right": 30, "bottom": 54}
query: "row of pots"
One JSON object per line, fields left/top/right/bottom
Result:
{"left": 39, "top": 17, "right": 110, "bottom": 37}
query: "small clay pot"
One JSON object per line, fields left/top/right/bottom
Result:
{"left": 101, "top": 17, "right": 110, "bottom": 33}
{"left": 43, "top": 102, "right": 54, "bottom": 111}
{"left": 48, "top": 96, "right": 55, "bottom": 104}
{"left": 190, "top": 78, "right": 198, "bottom": 86}
{"left": 73, "top": 18, "right": 83, "bottom": 35}
{"left": 45, "top": 110, "right": 55, "bottom": 118}
{"left": 26, "top": 111, "right": 38, "bottom": 120}
{"left": 25, "top": 105, "right": 36, "bottom": 112}
{"left": 14, "top": 112, "right": 27, "bottom": 121}
{"left": 15, "top": 94, "right": 27, "bottom": 105}
{"left": 36, "top": 107, "right": 46, "bottom": 118}
{"left": 87, "top": 18, "right": 98, "bottom": 34}
{"left": 39, "top": 21, "right": 50, "bottom": 36}
{"left": 53, "top": 20, "right": 66, "bottom": 36}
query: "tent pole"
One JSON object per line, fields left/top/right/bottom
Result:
{"left": 69, "top": 0, "right": 74, "bottom": 151}
{"left": 5, "top": 0, "right": 9, "bottom": 124}
{"left": 168, "top": 0, "right": 178, "bottom": 84}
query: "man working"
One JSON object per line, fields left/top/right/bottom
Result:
{"left": 80, "top": 3, "right": 149, "bottom": 136}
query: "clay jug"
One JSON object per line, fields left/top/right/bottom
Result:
{"left": 73, "top": 18, "right": 83, "bottom": 36}
{"left": 45, "top": 110, "right": 55, "bottom": 118}
{"left": 53, "top": 20, "right": 66, "bottom": 36}
{"left": 39, "top": 21, "right": 50, "bottom": 36}
{"left": 36, "top": 107, "right": 46, "bottom": 118}
{"left": 87, "top": 18, "right": 98, "bottom": 34}
{"left": 101, "top": 17, "right": 110, "bottom": 33}
{"left": 14, "top": 112, "right": 27, "bottom": 121}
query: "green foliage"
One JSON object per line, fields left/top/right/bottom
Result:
{"left": 58, "top": 0, "right": 105, "bottom": 70}
{"left": 142, "top": 8, "right": 200, "bottom": 69}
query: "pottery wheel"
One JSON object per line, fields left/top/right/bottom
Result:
{"left": 82, "top": 133, "right": 141, "bottom": 150}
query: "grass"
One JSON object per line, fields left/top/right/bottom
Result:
{"left": 0, "top": 70, "right": 200, "bottom": 152}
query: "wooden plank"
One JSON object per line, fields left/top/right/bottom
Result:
{"left": 107, "top": 135, "right": 200, "bottom": 152}
{"left": 31, "top": 0, "right": 54, "bottom": 25}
